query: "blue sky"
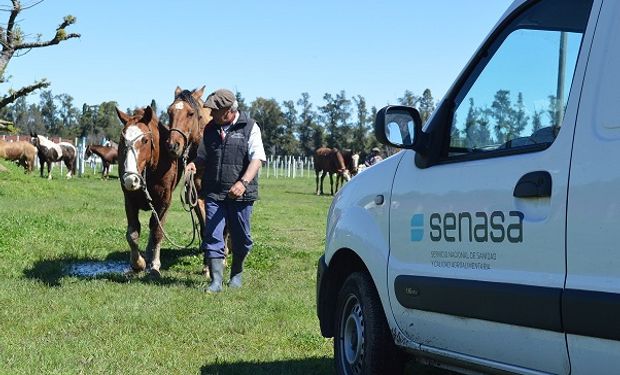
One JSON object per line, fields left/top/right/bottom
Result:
{"left": 5, "top": 0, "right": 514, "bottom": 113}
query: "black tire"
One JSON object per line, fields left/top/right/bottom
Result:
{"left": 334, "top": 272, "right": 406, "bottom": 375}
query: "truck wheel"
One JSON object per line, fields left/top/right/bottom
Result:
{"left": 334, "top": 272, "right": 405, "bottom": 375}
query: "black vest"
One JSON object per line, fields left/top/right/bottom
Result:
{"left": 200, "top": 112, "right": 258, "bottom": 201}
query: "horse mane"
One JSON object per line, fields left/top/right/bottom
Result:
{"left": 175, "top": 89, "right": 200, "bottom": 111}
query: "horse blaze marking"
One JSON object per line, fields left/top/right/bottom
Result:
{"left": 174, "top": 102, "right": 184, "bottom": 110}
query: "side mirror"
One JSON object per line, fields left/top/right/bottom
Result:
{"left": 374, "top": 105, "right": 426, "bottom": 153}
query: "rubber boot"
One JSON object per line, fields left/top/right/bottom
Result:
{"left": 228, "top": 254, "right": 247, "bottom": 289}
{"left": 206, "top": 258, "right": 224, "bottom": 293}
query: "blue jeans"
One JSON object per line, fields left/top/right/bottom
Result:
{"left": 201, "top": 198, "right": 254, "bottom": 259}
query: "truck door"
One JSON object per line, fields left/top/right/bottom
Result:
{"left": 565, "top": 1, "right": 620, "bottom": 373}
{"left": 387, "top": 0, "right": 597, "bottom": 373}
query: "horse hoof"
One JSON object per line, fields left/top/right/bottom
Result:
{"left": 149, "top": 268, "right": 161, "bottom": 278}
{"left": 131, "top": 257, "right": 147, "bottom": 272}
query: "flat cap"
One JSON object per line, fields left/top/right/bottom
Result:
{"left": 204, "top": 89, "right": 236, "bottom": 110}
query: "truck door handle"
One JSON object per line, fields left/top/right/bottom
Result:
{"left": 375, "top": 194, "right": 385, "bottom": 205}
{"left": 513, "top": 171, "right": 552, "bottom": 198}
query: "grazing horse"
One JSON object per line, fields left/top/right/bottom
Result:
{"left": 0, "top": 140, "right": 37, "bottom": 173}
{"left": 117, "top": 106, "right": 182, "bottom": 276}
{"left": 85, "top": 144, "right": 118, "bottom": 179}
{"left": 314, "top": 147, "right": 352, "bottom": 195}
{"left": 335, "top": 149, "right": 360, "bottom": 191}
{"left": 30, "top": 132, "right": 76, "bottom": 179}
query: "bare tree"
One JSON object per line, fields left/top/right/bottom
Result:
{"left": 0, "top": 0, "right": 79, "bottom": 131}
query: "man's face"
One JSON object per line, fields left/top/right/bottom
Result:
{"left": 212, "top": 107, "right": 233, "bottom": 125}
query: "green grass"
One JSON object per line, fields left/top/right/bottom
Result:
{"left": 0, "top": 161, "right": 335, "bottom": 375}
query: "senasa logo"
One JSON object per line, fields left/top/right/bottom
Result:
{"left": 410, "top": 211, "right": 524, "bottom": 243}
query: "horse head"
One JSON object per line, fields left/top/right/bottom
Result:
{"left": 84, "top": 145, "right": 93, "bottom": 159}
{"left": 117, "top": 106, "right": 159, "bottom": 192}
{"left": 30, "top": 132, "right": 40, "bottom": 149}
{"left": 166, "top": 86, "right": 212, "bottom": 159}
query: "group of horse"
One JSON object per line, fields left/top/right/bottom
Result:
{"left": 0, "top": 133, "right": 119, "bottom": 180}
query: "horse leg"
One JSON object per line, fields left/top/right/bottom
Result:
{"left": 102, "top": 162, "right": 108, "bottom": 179}
{"left": 47, "top": 162, "right": 52, "bottom": 180}
{"left": 39, "top": 157, "right": 44, "bottom": 178}
{"left": 315, "top": 170, "right": 320, "bottom": 195}
{"left": 125, "top": 203, "right": 145, "bottom": 272}
{"left": 146, "top": 203, "right": 170, "bottom": 277}
{"left": 320, "top": 171, "right": 327, "bottom": 195}
{"left": 329, "top": 173, "right": 334, "bottom": 195}
{"left": 64, "top": 159, "right": 73, "bottom": 178}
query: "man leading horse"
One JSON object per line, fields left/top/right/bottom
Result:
{"left": 185, "top": 88, "right": 265, "bottom": 293}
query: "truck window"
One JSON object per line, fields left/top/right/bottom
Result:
{"left": 447, "top": 0, "right": 593, "bottom": 158}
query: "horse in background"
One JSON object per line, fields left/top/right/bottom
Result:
{"left": 0, "top": 140, "right": 37, "bottom": 173}
{"left": 85, "top": 144, "right": 118, "bottom": 179}
{"left": 335, "top": 149, "right": 359, "bottom": 191}
{"left": 314, "top": 147, "right": 353, "bottom": 195}
{"left": 30, "top": 132, "right": 76, "bottom": 179}
{"left": 117, "top": 106, "right": 182, "bottom": 277}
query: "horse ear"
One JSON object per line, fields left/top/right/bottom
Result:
{"left": 194, "top": 85, "right": 206, "bottom": 100}
{"left": 143, "top": 106, "right": 154, "bottom": 124}
{"left": 115, "top": 107, "right": 131, "bottom": 125}
{"left": 175, "top": 86, "right": 182, "bottom": 97}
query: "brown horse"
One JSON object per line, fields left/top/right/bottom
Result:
{"left": 85, "top": 144, "right": 118, "bottom": 179}
{"left": 117, "top": 106, "right": 182, "bottom": 276}
{"left": 166, "top": 87, "right": 212, "bottom": 232}
{"left": 335, "top": 149, "right": 360, "bottom": 191}
{"left": 30, "top": 132, "right": 77, "bottom": 179}
{"left": 314, "top": 147, "right": 352, "bottom": 195}
{"left": 0, "top": 140, "right": 37, "bottom": 173}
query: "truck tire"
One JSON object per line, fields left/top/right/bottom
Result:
{"left": 334, "top": 272, "right": 406, "bottom": 375}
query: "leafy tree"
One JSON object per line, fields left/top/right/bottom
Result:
{"left": 419, "top": 88, "right": 435, "bottom": 123}
{"left": 547, "top": 95, "right": 558, "bottom": 127}
{"left": 0, "top": 1, "right": 79, "bottom": 132}
{"left": 297, "top": 92, "right": 318, "bottom": 156}
{"left": 490, "top": 89, "right": 514, "bottom": 143}
{"left": 398, "top": 90, "right": 419, "bottom": 107}
{"left": 463, "top": 98, "right": 478, "bottom": 147}
{"left": 56, "top": 93, "right": 79, "bottom": 137}
{"left": 79, "top": 103, "right": 97, "bottom": 139}
{"left": 150, "top": 99, "right": 158, "bottom": 114}
{"left": 39, "top": 90, "right": 58, "bottom": 134}
{"left": 95, "top": 101, "right": 121, "bottom": 142}
{"left": 25, "top": 103, "right": 45, "bottom": 134}
{"left": 250, "top": 97, "right": 283, "bottom": 155}
{"left": 352, "top": 95, "right": 370, "bottom": 153}
{"left": 280, "top": 100, "right": 300, "bottom": 155}
{"left": 319, "top": 90, "right": 351, "bottom": 149}
{"left": 510, "top": 92, "right": 529, "bottom": 139}
{"left": 532, "top": 110, "right": 543, "bottom": 133}
{"left": 235, "top": 91, "right": 249, "bottom": 112}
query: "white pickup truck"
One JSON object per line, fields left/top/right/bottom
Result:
{"left": 316, "top": 0, "right": 620, "bottom": 374}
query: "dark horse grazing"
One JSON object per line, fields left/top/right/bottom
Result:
{"left": 117, "top": 106, "right": 182, "bottom": 276}
{"left": 85, "top": 144, "right": 118, "bottom": 179}
{"left": 314, "top": 147, "right": 352, "bottom": 195}
{"left": 30, "top": 132, "right": 77, "bottom": 179}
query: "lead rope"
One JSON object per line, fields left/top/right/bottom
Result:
{"left": 139, "top": 159, "right": 200, "bottom": 250}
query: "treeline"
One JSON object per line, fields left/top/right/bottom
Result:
{"left": 454, "top": 90, "right": 561, "bottom": 148}
{"left": 1, "top": 88, "right": 437, "bottom": 158}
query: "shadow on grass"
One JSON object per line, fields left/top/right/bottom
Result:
{"left": 23, "top": 247, "right": 202, "bottom": 287}
{"left": 201, "top": 357, "right": 334, "bottom": 375}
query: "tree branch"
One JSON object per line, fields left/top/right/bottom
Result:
{"left": 6, "top": 0, "right": 21, "bottom": 46}
{"left": 0, "top": 78, "right": 49, "bottom": 108}
{"left": 14, "top": 14, "right": 80, "bottom": 50}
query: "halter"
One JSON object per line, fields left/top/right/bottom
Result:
{"left": 121, "top": 128, "right": 154, "bottom": 191}
{"left": 169, "top": 90, "right": 202, "bottom": 163}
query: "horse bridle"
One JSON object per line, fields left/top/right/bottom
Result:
{"left": 169, "top": 90, "right": 202, "bottom": 163}
{"left": 121, "top": 128, "right": 154, "bottom": 191}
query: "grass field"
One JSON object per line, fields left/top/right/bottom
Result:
{"left": 0, "top": 162, "right": 337, "bottom": 375}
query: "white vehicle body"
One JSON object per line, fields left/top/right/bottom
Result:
{"left": 317, "top": 0, "right": 620, "bottom": 374}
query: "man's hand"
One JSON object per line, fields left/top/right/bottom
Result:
{"left": 185, "top": 162, "right": 196, "bottom": 174}
{"left": 228, "top": 181, "right": 246, "bottom": 199}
